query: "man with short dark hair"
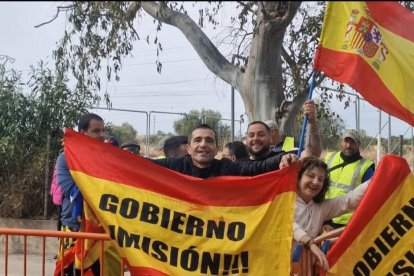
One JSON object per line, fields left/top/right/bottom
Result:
{"left": 222, "top": 141, "right": 248, "bottom": 161}
{"left": 152, "top": 124, "right": 297, "bottom": 179}
{"left": 247, "top": 100, "right": 321, "bottom": 161}
{"left": 163, "top": 135, "right": 188, "bottom": 158}
{"left": 57, "top": 113, "right": 105, "bottom": 232}
{"left": 56, "top": 113, "right": 121, "bottom": 275}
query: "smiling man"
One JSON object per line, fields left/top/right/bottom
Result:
{"left": 152, "top": 124, "right": 297, "bottom": 179}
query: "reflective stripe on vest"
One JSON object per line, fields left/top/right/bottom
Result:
{"left": 324, "top": 151, "right": 374, "bottom": 225}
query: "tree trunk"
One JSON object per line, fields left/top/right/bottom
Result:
{"left": 141, "top": 2, "right": 301, "bottom": 135}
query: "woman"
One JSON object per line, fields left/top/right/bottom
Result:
{"left": 293, "top": 157, "right": 369, "bottom": 271}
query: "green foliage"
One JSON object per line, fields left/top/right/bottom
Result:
{"left": 173, "top": 109, "right": 231, "bottom": 148}
{"left": 0, "top": 61, "right": 97, "bottom": 218}
{"left": 106, "top": 122, "right": 138, "bottom": 145}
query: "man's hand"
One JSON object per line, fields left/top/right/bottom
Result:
{"left": 280, "top": 153, "right": 299, "bottom": 168}
{"left": 303, "top": 99, "right": 316, "bottom": 124}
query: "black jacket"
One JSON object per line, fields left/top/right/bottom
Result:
{"left": 152, "top": 153, "right": 284, "bottom": 179}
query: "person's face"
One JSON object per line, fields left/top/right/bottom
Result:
{"left": 81, "top": 119, "right": 105, "bottom": 141}
{"left": 297, "top": 167, "right": 326, "bottom": 203}
{"left": 246, "top": 124, "right": 271, "bottom": 158}
{"left": 188, "top": 128, "right": 218, "bottom": 168}
{"left": 341, "top": 137, "right": 360, "bottom": 157}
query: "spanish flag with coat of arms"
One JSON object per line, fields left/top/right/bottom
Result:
{"left": 62, "top": 129, "right": 297, "bottom": 275}
{"left": 314, "top": 1, "right": 414, "bottom": 126}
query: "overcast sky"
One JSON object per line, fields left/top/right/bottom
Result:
{"left": 1, "top": 2, "right": 412, "bottom": 144}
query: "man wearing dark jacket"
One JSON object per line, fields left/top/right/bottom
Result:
{"left": 152, "top": 124, "right": 297, "bottom": 179}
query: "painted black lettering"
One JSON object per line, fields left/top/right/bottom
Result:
{"left": 160, "top": 208, "right": 171, "bottom": 229}
{"left": 142, "top": 236, "right": 151, "bottom": 254}
{"left": 380, "top": 226, "right": 400, "bottom": 248}
{"left": 185, "top": 215, "right": 204, "bottom": 237}
{"left": 108, "top": 225, "right": 116, "bottom": 240}
{"left": 171, "top": 212, "right": 186, "bottom": 234}
{"left": 117, "top": 226, "right": 140, "bottom": 248}
{"left": 151, "top": 240, "right": 168, "bottom": 262}
{"left": 170, "top": 246, "right": 179, "bottom": 267}
{"left": 393, "top": 260, "right": 414, "bottom": 275}
{"left": 363, "top": 247, "right": 382, "bottom": 270}
{"left": 401, "top": 198, "right": 414, "bottom": 221}
{"left": 353, "top": 261, "right": 370, "bottom": 276}
{"left": 390, "top": 213, "right": 413, "bottom": 237}
{"left": 200, "top": 252, "right": 220, "bottom": 275}
{"left": 405, "top": 250, "right": 414, "bottom": 265}
{"left": 227, "top": 222, "right": 246, "bottom": 241}
{"left": 99, "top": 194, "right": 118, "bottom": 213}
{"left": 120, "top": 198, "right": 139, "bottom": 219}
{"left": 206, "top": 220, "right": 225, "bottom": 239}
{"left": 180, "top": 247, "right": 199, "bottom": 272}
{"left": 140, "top": 202, "right": 159, "bottom": 224}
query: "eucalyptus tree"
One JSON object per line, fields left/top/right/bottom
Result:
{"left": 48, "top": 1, "right": 331, "bottom": 136}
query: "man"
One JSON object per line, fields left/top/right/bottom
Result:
{"left": 56, "top": 113, "right": 120, "bottom": 275}
{"left": 163, "top": 135, "right": 188, "bottom": 158}
{"left": 323, "top": 129, "right": 375, "bottom": 229}
{"left": 244, "top": 121, "right": 280, "bottom": 161}
{"left": 152, "top": 124, "right": 297, "bottom": 179}
{"left": 57, "top": 113, "right": 105, "bottom": 233}
{"left": 222, "top": 141, "right": 248, "bottom": 161}
{"left": 120, "top": 140, "right": 141, "bottom": 155}
{"left": 247, "top": 99, "right": 321, "bottom": 161}
{"left": 264, "top": 120, "right": 296, "bottom": 153}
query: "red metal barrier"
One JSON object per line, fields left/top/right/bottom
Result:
{"left": 291, "top": 227, "right": 345, "bottom": 276}
{"left": 0, "top": 228, "right": 125, "bottom": 276}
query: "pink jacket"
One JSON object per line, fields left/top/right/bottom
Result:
{"left": 50, "top": 164, "right": 62, "bottom": 206}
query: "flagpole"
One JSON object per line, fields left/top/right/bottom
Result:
{"left": 297, "top": 70, "right": 317, "bottom": 156}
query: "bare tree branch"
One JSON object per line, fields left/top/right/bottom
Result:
{"left": 34, "top": 5, "right": 75, "bottom": 28}
{"left": 141, "top": 1, "right": 241, "bottom": 88}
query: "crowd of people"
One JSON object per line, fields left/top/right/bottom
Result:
{"left": 51, "top": 99, "right": 374, "bottom": 275}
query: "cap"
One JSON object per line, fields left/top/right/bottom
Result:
{"left": 342, "top": 129, "right": 361, "bottom": 144}
{"left": 163, "top": 136, "right": 188, "bottom": 152}
{"left": 120, "top": 140, "right": 141, "bottom": 151}
{"left": 264, "top": 120, "right": 279, "bottom": 130}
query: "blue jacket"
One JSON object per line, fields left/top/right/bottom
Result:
{"left": 56, "top": 152, "right": 81, "bottom": 230}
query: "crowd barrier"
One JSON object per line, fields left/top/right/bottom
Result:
{"left": 2, "top": 226, "right": 344, "bottom": 275}
{"left": 291, "top": 227, "right": 344, "bottom": 276}
{"left": 0, "top": 228, "right": 124, "bottom": 276}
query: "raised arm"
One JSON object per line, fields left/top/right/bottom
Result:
{"left": 303, "top": 100, "right": 322, "bottom": 157}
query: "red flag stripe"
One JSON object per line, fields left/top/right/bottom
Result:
{"left": 327, "top": 155, "right": 411, "bottom": 267}
{"left": 366, "top": 2, "right": 414, "bottom": 42}
{"left": 128, "top": 266, "right": 169, "bottom": 276}
{"left": 65, "top": 129, "right": 297, "bottom": 206}
{"left": 314, "top": 47, "right": 414, "bottom": 126}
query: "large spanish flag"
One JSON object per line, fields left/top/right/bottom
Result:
{"left": 314, "top": 2, "right": 414, "bottom": 126}
{"left": 326, "top": 155, "right": 414, "bottom": 275}
{"left": 63, "top": 129, "right": 297, "bottom": 275}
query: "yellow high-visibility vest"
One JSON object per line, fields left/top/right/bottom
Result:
{"left": 324, "top": 151, "right": 374, "bottom": 225}
{"left": 282, "top": 136, "right": 295, "bottom": 151}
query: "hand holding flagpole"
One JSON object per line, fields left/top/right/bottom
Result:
{"left": 297, "top": 71, "right": 317, "bottom": 156}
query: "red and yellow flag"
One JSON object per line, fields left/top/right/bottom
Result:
{"left": 325, "top": 155, "right": 414, "bottom": 275}
{"left": 314, "top": 2, "right": 414, "bottom": 126}
{"left": 63, "top": 129, "right": 297, "bottom": 275}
